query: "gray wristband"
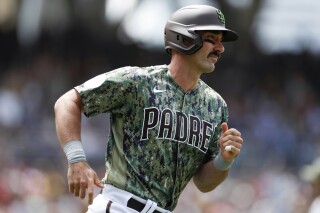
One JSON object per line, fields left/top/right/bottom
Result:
{"left": 63, "top": 140, "right": 87, "bottom": 164}
{"left": 213, "top": 152, "right": 234, "bottom": 171}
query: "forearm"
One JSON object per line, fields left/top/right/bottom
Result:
{"left": 193, "top": 159, "right": 229, "bottom": 192}
{"left": 54, "top": 89, "right": 83, "bottom": 147}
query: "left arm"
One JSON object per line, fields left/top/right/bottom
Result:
{"left": 193, "top": 158, "right": 229, "bottom": 192}
{"left": 193, "top": 122, "right": 243, "bottom": 192}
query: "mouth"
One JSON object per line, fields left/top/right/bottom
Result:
{"left": 208, "top": 51, "right": 221, "bottom": 60}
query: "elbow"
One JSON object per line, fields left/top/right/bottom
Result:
{"left": 194, "top": 182, "right": 217, "bottom": 193}
{"left": 201, "top": 187, "right": 217, "bottom": 193}
{"left": 193, "top": 177, "right": 217, "bottom": 193}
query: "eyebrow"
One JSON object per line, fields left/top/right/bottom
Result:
{"left": 204, "top": 32, "right": 224, "bottom": 41}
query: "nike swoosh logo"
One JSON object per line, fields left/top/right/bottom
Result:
{"left": 153, "top": 88, "right": 166, "bottom": 93}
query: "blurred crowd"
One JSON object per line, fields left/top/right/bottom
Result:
{"left": 1, "top": 35, "right": 320, "bottom": 213}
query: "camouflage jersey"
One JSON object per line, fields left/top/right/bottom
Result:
{"left": 75, "top": 64, "right": 228, "bottom": 211}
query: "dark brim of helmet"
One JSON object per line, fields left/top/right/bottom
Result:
{"left": 190, "top": 25, "right": 238, "bottom": 42}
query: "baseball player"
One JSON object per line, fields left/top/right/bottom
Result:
{"left": 54, "top": 5, "right": 243, "bottom": 213}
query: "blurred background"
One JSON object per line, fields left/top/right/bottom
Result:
{"left": 0, "top": 0, "right": 320, "bottom": 212}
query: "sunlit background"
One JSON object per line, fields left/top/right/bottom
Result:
{"left": 1, "top": 0, "right": 320, "bottom": 212}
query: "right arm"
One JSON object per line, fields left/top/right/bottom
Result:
{"left": 54, "top": 89, "right": 103, "bottom": 204}
{"left": 54, "top": 89, "right": 82, "bottom": 144}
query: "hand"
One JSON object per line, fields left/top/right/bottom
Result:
{"left": 219, "top": 122, "right": 243, "bottom": 162}
{"left": 67, "top": 161, "right": 104, "bottom": 204}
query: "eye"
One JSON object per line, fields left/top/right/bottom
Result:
{"left": 203, "top": 39, "right": 215, "bottom": 45}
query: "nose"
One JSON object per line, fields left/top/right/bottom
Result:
{"left": 215, "top": 41, "right": 225, "bottom": 54}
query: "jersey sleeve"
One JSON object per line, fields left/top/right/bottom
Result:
{"left": 74, "top": 66, "right": 138, "bottom": 117}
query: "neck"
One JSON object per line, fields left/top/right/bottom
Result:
{"left": 168, "top": 56, "right": 201, "bottom": 92}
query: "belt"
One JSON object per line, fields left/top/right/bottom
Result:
{"left": 100, "top": 184, "right": 171, "bottom": 213}
{"left": 127, "top": 197, "right": 161, "bottom": 213}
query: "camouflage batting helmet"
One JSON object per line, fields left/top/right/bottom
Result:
{"left": 164, "top": 5, "right": 238, "bottom": 55}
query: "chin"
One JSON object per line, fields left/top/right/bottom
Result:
{"left": 205, "top": 64, "right": 216, "bottom": 73}
{"left": 198, "top": 62, "right": 216, "bottom": 74}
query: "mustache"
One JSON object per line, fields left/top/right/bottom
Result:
{"left": 207, "top": 51, "right": 222, "bottom": 60}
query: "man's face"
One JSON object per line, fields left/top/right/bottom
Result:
{"left": 188, "top": 31, "right": 225, "bottom": 74}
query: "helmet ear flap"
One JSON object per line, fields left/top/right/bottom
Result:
{"left": 164, "top": 22, "right": 203, "bottom": 55}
